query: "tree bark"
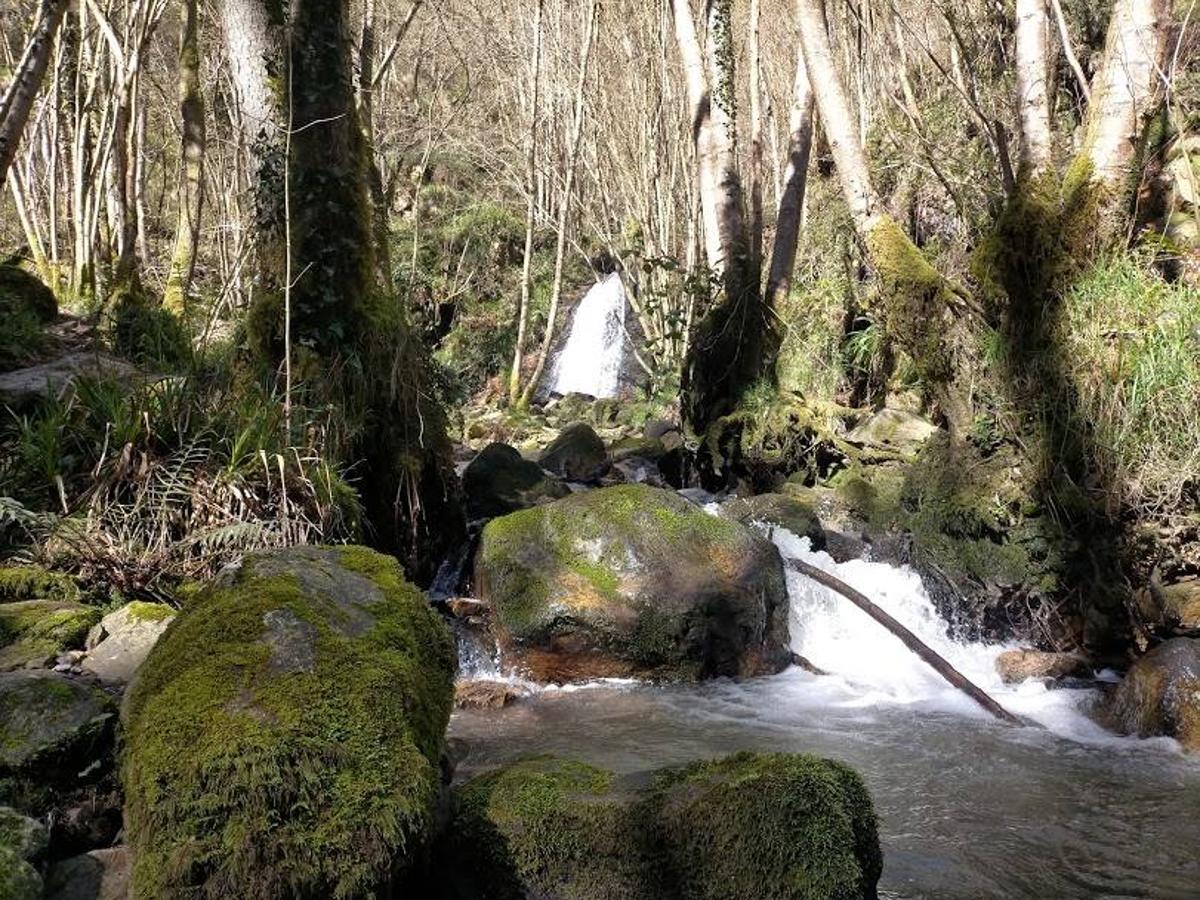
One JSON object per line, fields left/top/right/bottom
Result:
{"left": 520, "top": 0, "right": 600, "bottom": 409}
{"left": 1014, "top": 0, "right": 1053, "bottom": 177}
{"left": 748, "top": 0, "right": 764, "bottom": 276}
{"left": 766, "top": 3, "right": 816, "bottom": 310}
{"left": 509, "top": 0, "right": 545, "bottom": 405}
{"left": 0, "top": 0, "right": 70, "bottom": 187}
{"left": 164, "top": 0, "right": 206, "bottom": 315}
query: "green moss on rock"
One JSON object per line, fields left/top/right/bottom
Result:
{"left": 121, "top": 545, "right": 456, "bottom": 900}
{"left": 0, "top": 265, "right": 57, "bottom": 324}
{"left": 0, "top": 601, "right": 101, "bottom": 671}
{"left": 475, "top": 485, "right": 790, "bottom": 682}
{"left": 0, "top": 567, "right": 80, "bottom": 604}
{"left": 434, "top": 752, "right": 881, "bottom": 900}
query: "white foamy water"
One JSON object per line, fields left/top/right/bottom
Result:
{"left": 549, "top": 273, "right": 627, "bottom": 398}
{"left": 769, "top": 525, "right": 1167, "bottom": 747}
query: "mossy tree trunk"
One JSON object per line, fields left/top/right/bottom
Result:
{"left": 163, "top": 0, "right": 205, "bottom": 317}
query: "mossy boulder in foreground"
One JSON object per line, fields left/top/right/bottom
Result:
{"left": 475, "top": 485, "right": 791, "bottom": 682}
{"left": 121, "top": 545, "right": 456, "bottom": 899}
{"left": 433, "top": 751, "right": 881, "bottom": 900}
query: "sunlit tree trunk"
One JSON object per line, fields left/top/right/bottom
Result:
{"left": 748, "top": 0, "right": 764, "bottom": 277}
{"left": 164, "top": 0, "right": 206, "bottom": 316}
{"left": 1014, "top": 0, "right": 1053, "bottom": 177}
{"left": 0, "top": 0, "right": 70, "bottom": 187}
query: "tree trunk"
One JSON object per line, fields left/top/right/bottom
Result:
{"left": 0, "top": 0, "right": 70, "bottom": 187}
{"left": 748, "top": 0, "right": 764, "bottom": 276}
{"left": 766, "top": 3, "right": 816, "bottom": 310}
{"left": 1014, "top": 0, "right": 1053, "bottom": 177}
{"left": 358, "top": 0, "right": 397, "bottom": 296}
{"left": 164, "top": 0, "right": 206, "bottom": 316}
{"left": 797, "top": 0, "right": 970, "bottom": 434}
{"left": 509, "top": 0, "right": 544, "bottom": 405}
{"left": 519, "top": 0, "right": 600, "bottom": 409}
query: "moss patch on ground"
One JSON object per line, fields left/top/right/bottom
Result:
{"left": 121, "top": 545, "right": 456, "bottom": 900}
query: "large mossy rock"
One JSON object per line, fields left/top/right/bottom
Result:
{"left": 121, "top": 545, "right": 456, "bottom": 899}
{"left": 538, "top": 422, "right": 609, "bottom": 482}
{"left": 462, "top": 442, "right": 570, "bottom": 520}
{"left": 0, "top": 264, "right": 57, "bottom": 323}
{"left": 474, "top": 485, "right": 791, "bottom": 682}
{"left": 0, "top": 600, "right": 102, "bottom": 671}
{"left": 1105, "top": 638, "right": 1200, "bottom": 751}
{"left": 432, "top": 751, "right": 881, "bottom": 900}
{"left": 0, "top": 670, "right": 115, "bottom": 776}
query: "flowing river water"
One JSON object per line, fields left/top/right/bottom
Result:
{"left": 449, "top": 524, "right": 1200, "bottom": 899}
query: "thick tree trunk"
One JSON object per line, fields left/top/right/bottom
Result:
{"left": 164, "top": 0, "right": 206, "bottom": 315}
{"left": 1074, "top": 0, "right": 1169, "bottom": 192}
{"left": 1014, "top": 0, "right": 1053, "bottom": 177}
{"left": 509, "top": 0, "right": 544, "bottom": 405}
{"left": 765, "top": 6, "right": 816, "bottom": 310}
{"left": 520, "top": 0, "right": 600, "bottom": 409}
{"left": 0, "top": 0, "right": 70, "bottom": 187}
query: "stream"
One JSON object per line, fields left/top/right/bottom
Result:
{"left": 449, "top": 524, "right": 1200, "bottom": 899}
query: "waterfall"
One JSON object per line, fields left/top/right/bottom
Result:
{"left": 549, "top": 273, "right": 627, "bottom": 399}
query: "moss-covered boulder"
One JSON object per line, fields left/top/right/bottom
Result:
{"left": 431, "top": 752, "right": 881, "bottom": 900}
{"left": 0, "top": 806, "right": 47, "bottom": 900}
{"left": 462, "top": 442, "right": 570, "bottom": 520}
{"left": 0, "top": 671, "right": 115, "bottom": 776}
{"left": 0, "top": 566, "right": 80, "bottom": 603}
{"left": 538, "top": 422, "right": 609, "bottom": 482}
{"left": 1105, "top": 638, "right": 1200, "bottom": 751}
{"left": 0, "top": 264, "right": 57, "bottom": 324}
{"left": 719, "top": 493, "right": 826, "bottom": 551}
{"left": 121, "top": 545, "right": 456, "bottom": 899}
{"left": 0, "top": 601, "right": 102, "bottom": 671}
{"left": 474, "top": 485, "right": 791, "bottom": 682}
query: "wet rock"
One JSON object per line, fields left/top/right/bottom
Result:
{"left": 121, "top": 545, "right": 456, "bottom": 898}
{"left": 0, "top": 671, "right": 115, "bottom": 776}
{"left": 44, "top": 847, "right": 130, "bottom": 900}
{"left": 461, "top": 442, "right": 569, "bottom": 520}
{"left": 538, "top": 422, "right": 609, "bottom": 482}
{"left": 847, "top": 407, "right": 938, "bottom": 453}
{"left": 718, "top": 492, "right": 826, "bottom": 550}
{"left": 995, "top": 649, "right": 1091, "bottom": 684}
{"left": 445, "top": 597, "right": 489, "bottom": 621}
{"left": 80, "top": 601, "right": 175, "bottom": 685}
{"left": 1106, "top": 638, "right": 1200, "bottom": 750}
{"left": 430, "top": 752, "right": 881, "bottom": 900}
{"left": 609, "top": 435, "right": 667, "bottom": 463}
{"left": 0, "top": 600, "right": 102, "bottom": 672}
{"left": 454, "top": 680, "right": 527, "bottom": 710}
{"left": 474, "top": 484, "right": 791, "bottom": 682}
{"left": 1158, "top": 578, "right": 1200, "bottom": 630}
{"left": 0, "top": 807, "right": 46, "bottom": 900}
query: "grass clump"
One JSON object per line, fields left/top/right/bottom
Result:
{"left": 121, "top": 545, "right": 456, "bottom": 900}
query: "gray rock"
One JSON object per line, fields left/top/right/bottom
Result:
{"left": 718, "top": 493, "right": 826, "bottom": 551}
{"left": 0, "top": 352, "right": 139, "bottom": 412}
{"left": 45, "top": 847, "right": 130, "bottom": 900}
{"left": 0, "top": 670, "right": 115, "bottom": 773}
{"left": 847, "top": 408, "right": 938, "bottom": 452}
{"left": 81, "top": 601, "right": 175, "bottom": 684}
{"left": 538, "top": 422, "right": 609, "bottom": 482}
{"left": 461, "top": 442, "right": 569, "bottom": 520}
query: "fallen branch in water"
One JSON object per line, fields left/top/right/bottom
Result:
{"left": 785, "top": 557, "right": 1024, "bottom": 726}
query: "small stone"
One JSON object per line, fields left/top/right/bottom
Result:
{"left": 995, "top": 649, "right": 1091, "bottom": 684}
{"left": 446, "top": 598, "right": 488, "bottom": 620}
{"left": 454, "top": 680, "right": 527, "bottom": 710}
{"left": 80, "top": 601, "right": 175, "bottom": 685}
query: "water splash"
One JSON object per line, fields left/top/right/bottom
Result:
{"left": 549, "top": 273, "right": 627, "bottom": 398}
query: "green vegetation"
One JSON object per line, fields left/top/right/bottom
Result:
{"left": 121, "top": 545, "right": 456, "bottom": 900}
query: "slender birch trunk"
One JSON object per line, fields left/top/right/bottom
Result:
{"left": 1014, "top": 0, "right": 1053, "bottom": 177}
{"left": 520, "top": 0, "right": 600, "bottom": 409}
{"left": 164, "top": 0, "right": 206, "bottom": 315}
{"left": 0, "top": 0, "right": 70, "bottom": 187}
{"left": 509, "top": 0, "right": 545, "bottom": 405}
{"left": 748, "top": 0, "right": 764, "bottom": 276}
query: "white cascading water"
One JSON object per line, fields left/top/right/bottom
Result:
{"left": 768, "top": 525, "right": 1133, "bottom": 744}
{"left": 549, "top": 272, "right": 627, "bottom": 399}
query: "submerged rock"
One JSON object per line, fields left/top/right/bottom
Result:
{"left": 80, "top": 601, "right": 175, "bottom": 685}
{"left": 718, "top": 492, "right": 826, "bottom": 550}
{"left": 995, "top": 649, "right": 1091, "bottom": 684}
{"left": 121, "top": 545, "right": 456, "bottom": 898}
{"left": 538, "top": 422, "right": 609, "bottom": 482}
{"left": 0, "top": 600, "right": 102, "bottom": 671}
{"left": 1106, "top": 638, "right": 1200, "bottom": 751}
{"left": 462, "top": 442, "right": 569, "bottom": 520}
{"left": 431, "top": 751, "right": 881, "bottom": 900}
{"left": 474, "top": 484, "right": 791, "bottom": 682}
